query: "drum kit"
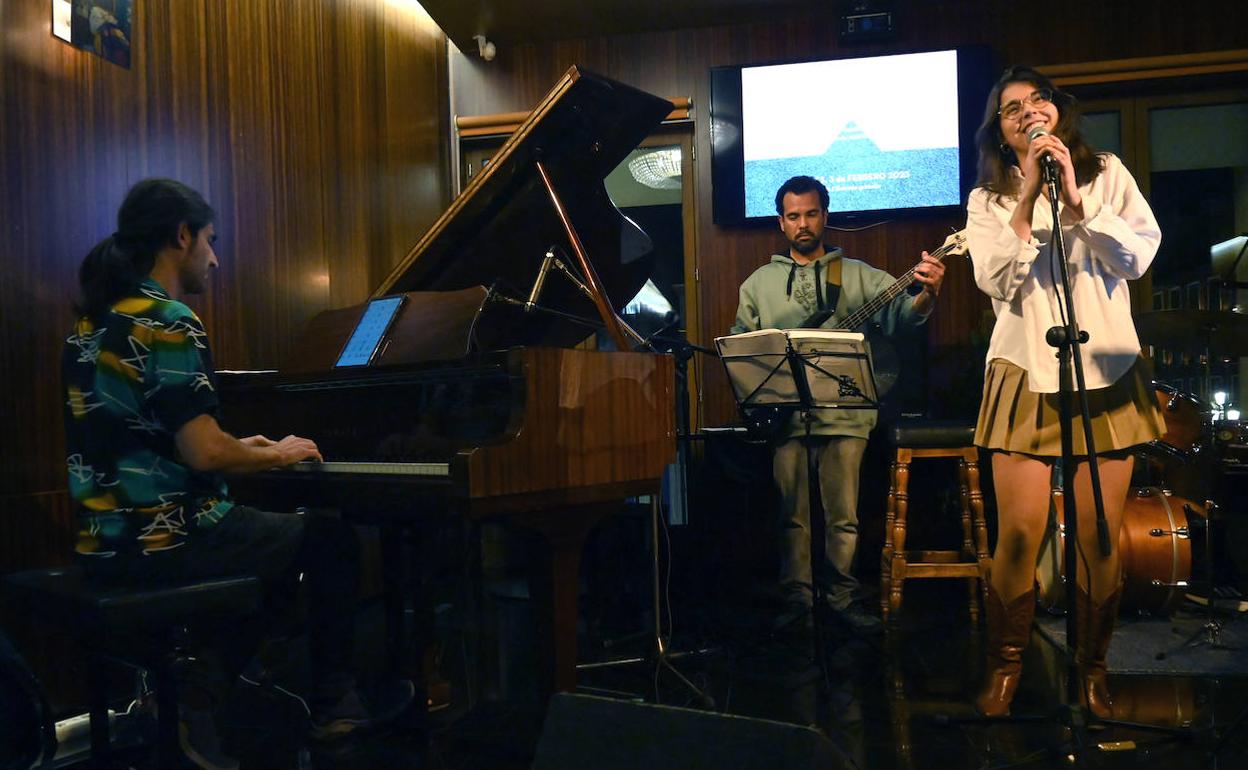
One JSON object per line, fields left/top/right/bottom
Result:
{"left": 1037, "top": 308, "right": 1248, "bottom": 617}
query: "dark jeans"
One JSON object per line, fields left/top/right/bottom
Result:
{"left": 79, "top": 506, "right": 360, "bottom": 708}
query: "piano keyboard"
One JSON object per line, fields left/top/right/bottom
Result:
{"left": 288, "top": 461, "right": 450, "bottom": 477}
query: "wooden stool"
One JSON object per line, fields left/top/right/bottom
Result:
{"left": 880, "top": 420, "right": 990, "bottom": 623}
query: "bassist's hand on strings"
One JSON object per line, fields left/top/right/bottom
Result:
{"left": 911, "top": 251, "right": 945, "bottom": 313}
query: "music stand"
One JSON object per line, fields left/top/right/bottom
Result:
{"left": 717, "top": 329, "right": 879, "bottom": 690}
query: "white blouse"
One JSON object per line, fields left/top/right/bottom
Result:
{"left": 966, "top": 153, "right": 1161, "bottom": 393}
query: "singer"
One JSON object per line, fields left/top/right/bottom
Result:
{"left": 965, "top": 66, "right": 1165, "bottom": 718}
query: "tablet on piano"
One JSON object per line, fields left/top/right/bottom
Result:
{"left": 334, "top": 295, "right": 406, "bottom": 367}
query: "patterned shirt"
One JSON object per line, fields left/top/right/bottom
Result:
{"left": 63, "top": 279, "right": 234, "bottom": 558}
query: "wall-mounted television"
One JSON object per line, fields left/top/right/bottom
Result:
{"left": 710, "top": 47, "right": 994, "bottom": 225}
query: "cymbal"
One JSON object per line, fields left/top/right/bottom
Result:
{"left": 1135, "top": 309, "right": 1248, "bottom": 357}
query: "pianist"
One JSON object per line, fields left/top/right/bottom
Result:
{"left": 730, "top": 175, "right": 945, "bottom": 636}
{"left": 62, "top": 179, "right": 410, "bottom": 768}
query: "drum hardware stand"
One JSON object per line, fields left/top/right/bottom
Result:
{"left": 1210, "top": 695, "right": 1248, "bottom": 761}
{"left": 1157, "top": 500, "right": 1245, "bottom": 658}
{"left": 1155, "top": 366, "right": 1245, "bottom": 658}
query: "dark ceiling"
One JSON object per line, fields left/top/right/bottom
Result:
{"left": 419, "top": 0, "right": 821, "bottom": 53}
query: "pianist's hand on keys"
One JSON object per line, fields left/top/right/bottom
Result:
{"left": 241, "top": 434, "right": 323, "bottom": 467}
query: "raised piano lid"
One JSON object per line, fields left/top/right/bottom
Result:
{"left": 374, "top": 66, "right": 674, "bottom": 351}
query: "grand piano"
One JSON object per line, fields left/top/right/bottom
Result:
{"left": 217, "top": 67, "right": 677, "bottom": 698}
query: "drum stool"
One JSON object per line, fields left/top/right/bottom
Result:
{"left": 880, "top": 419, "right": 990, "bottom": 624}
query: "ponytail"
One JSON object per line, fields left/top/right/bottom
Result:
{"left": 76, "top": 234, "right": 147, "bottom": 317}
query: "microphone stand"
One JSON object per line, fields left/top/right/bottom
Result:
{"left": 1041, "top": 155, "right": 1108, "bottom": 752}
{"left": 575, "top": 322, "right": 718, "bottom": 708}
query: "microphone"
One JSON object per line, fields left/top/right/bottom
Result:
{"left": 1026, "top": 124, "right": 1059, "bottom": 180}
{"left": 525, "top": 250, "right": 556, "bottom": 314}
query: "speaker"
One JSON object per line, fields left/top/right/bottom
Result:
{"left": 533, "top": 693, "right": 850, "bottom": 770}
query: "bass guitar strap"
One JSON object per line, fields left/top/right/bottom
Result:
{"left": 824, "top": 255, "right": 842, "bottom": 319}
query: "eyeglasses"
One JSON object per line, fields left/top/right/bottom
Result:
{"left": 997, "top": 89, "right": 1053, "bottom": 121}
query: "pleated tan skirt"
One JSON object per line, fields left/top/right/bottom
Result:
{"left": 974, "top": 357, "right": 1165, "bottom": 457}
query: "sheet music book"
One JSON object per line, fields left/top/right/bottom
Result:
{"left": 715, "top": 328, "right": 877, "bottom": 409}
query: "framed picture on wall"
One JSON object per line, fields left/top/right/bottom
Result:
{"left": 52, "top": 0, "right": 132, "bottom": 69}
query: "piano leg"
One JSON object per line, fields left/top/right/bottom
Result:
{"left": 380, "top": 527, "right": 410, "bottom": 675}
{"left": 514, "top": 502, "right": 621, "bottom": 701}
{"left": 377, "top": 521, "right": 431, "bottom": 726}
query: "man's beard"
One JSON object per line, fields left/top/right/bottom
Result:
{"left": 179, "top": 266, "right": 207, "bottom": 295}
{"left": 791, "top": 233, "right": 820, "bottom": 255}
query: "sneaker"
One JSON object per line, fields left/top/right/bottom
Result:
{"left": 309, "top": 679, "right": 416, "bottom": 741}
{"left": 772, "top": 601, "right": 814, "bottom": 633}
{"left": 179, "top": 706, "right": 240, "bottom": 770}
{"left": 826, "top": 602, "right": 883, "bottom": 637}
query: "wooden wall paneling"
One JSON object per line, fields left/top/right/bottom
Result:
{"left": 319, "top": 0, "right": 382, "bottom": 313}
{"left": 677, "top": 129, "right": 706, "bottom": 431}
{"left": 1042, "top": 49, "right": 1248, "bottom": 86}
{"left": 210, "top": 0, "right": 334, "bottom": 369}
{"left": 212, "top": 0, "right": 285, "bottom": 368}
{"left": 199, "top": 1, "right": 241, "bottom": 362}
{"left": 0, "top": 1, "right": 126, "bottom": 499}
{"left": 379, "top": 2, "right": 452, "bottom": 286}
{"left": 268, "top": 0, "right": 334, "bottom": 345}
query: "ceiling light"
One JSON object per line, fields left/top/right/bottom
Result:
{"left": 627, "top": 148, "right": 682, "bottom": 190}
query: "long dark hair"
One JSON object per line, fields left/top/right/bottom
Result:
{"left": 973, "top": 65, "right": 1102, "bottom": 203}
{"left": 76, "top": 178, "right": 215, "bottom": 317}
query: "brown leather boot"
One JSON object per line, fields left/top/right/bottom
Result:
{"left": 975, "top": 580, "right": 1036, "bottom": 716}
{"left": 1075, "top": 584, "right": 1122, "bottom": 719}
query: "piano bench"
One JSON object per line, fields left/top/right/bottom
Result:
{"left": 2, "top": 565, "right": 262, "bottom": 769}
{"left": 879, "top": 419, "right": 990, "bottom": 625}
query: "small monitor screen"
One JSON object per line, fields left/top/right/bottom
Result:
{"left": 740, "top": 50, "right": 961, "bottom": 218}
{"left": 709, "top": 47, "right": 995, "bottom": 224}
{"left": 334, "top": 296, "right": 405, "bottom": 368}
